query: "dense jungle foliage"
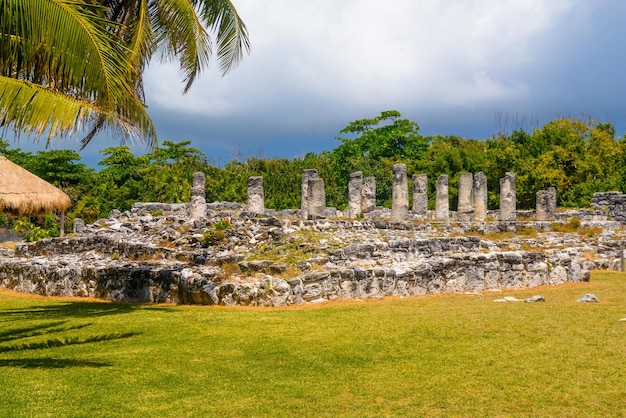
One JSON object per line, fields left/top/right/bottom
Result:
{"left": 1, "top": 112, "right": 625, "bottom": 233}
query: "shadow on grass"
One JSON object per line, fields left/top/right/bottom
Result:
{"left": 0, "top": 300, "right": 152, "bottom": 369}
{"left": 0, "top": 301, "right": 141, "bottom": 322}
{"left": 0, "top": 300, "right": 179, "bottom": 322}
{"left": 0, "top": 358, "right": 113, "bottom": 369}
{"left": 0, "top": 322, "right": 92, "bottom": 343}
{"left": 0, "top": 332, "right": 139, "bottom": 353}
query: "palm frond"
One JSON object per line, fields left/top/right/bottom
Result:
{"left": 196, "top": 0, "right": 250, "bottom": 76}
{"left": 2, "top": 0, "right": 135, "bottom": 107}
{"left": 0, "top": 0, "right": 158, "bottom": 146}
{"left": 0, "top": 76, "right": 155, "bottom": 148}
{"left": 124, "top": 0, "right": 155, "bottom": 73}
{"left": 153, "top": 0, "right": 211, "bottom": 93}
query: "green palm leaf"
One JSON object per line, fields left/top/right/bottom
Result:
{"left": 0, "top": 0, "right": 155, "bottom": 146}
{"left": 0, "top": 0, "right": 248, "bottom": 146}
{"left": 0, "top": 76, "right": 155, "bottom": 147}
{"left": 196, "top": 0, "right": 250, "bottom": 76}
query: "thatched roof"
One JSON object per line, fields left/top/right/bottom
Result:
{"left": 0, "top": 155, "right": 71, "bottom": 215}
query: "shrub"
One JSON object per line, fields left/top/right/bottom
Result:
{"left": 201, "top": 220, "right": 231, "bottom": 246}
{"left": 12, "top": 218, "right": 51, "bottom": 242}
{"left": 201, "top": 229, "right": 226, "bottom": 246}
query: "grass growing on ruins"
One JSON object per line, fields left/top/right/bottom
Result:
{"left": 251, "top": 229, "right": 343, "bottom": 269}
{"left": 1, "top": 273, "right": 625, "bottom": 417}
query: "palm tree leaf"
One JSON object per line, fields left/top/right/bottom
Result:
{"left": 152, "top": 0, "right": 211, "bottom": 93}
{"left": 0, "top": 0, "right": 158, "bottom": 146}
{"left": 123, "top": 0, "right": 155, "bottom": 74}
{"left": 195, "top": 0, "right": 250, "bottom": 76}
{"left": 2, "top": 0, "right": 134, "bottom": 105}
{"left": 0, "top": 76, "right": 156, "bottom": 148}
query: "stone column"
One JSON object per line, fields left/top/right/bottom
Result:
{"left": 247, "top": 176, "right": 264, "bottom": 214}
{"left": 73, "top": 218, "right": 86, "bottom": 234}
{"left": 361, "top": 176, "right": 376, "bottom": 213}
{"left": 301, "top": 169, "right": 318, "bottom": 219}
{"left": 473, "top": 172, "right": 488, "bottom": 221}
{"left": 307, "top": 177, "right": 326, "bottom": 219}
{"left": 412, "top": 174, "right": 428, "bottom": 215}
{"left": 457, "top": 172, "right": 474, "bottom": 221}
{"left": 536, "top": 187, "right": 556, "bottom": 221}
{"left": 435, "top": 174, "right": 449, "bottom": 220}
{"left": 348, "top": 172, "right": 363, "bottom": 218}
{"left": 391, "top": 164, "right": 408, "bottom": 222}
{"left": 500, "top": 172, "right": 516, "bottom": 221}
{"left": 190, "top": 171, "right": 206, "bottom": 220}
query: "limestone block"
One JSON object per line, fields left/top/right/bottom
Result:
{"left": 499, "top": 172, "right": 516, "bottom": 221}
{"left": 435, "top": 174, "right": 449, "bottom": 220}
{"left": 457, "top": 172, "right": 474, "bottom": 221}
{"left": 307, "top": 177, "right": 326, "bottom": 219}
{"left": 473, "top": 172, "right": 488, "bottom": 221}
{"left": 301, "top": 169, "right": 318, "bottom": 218}
{"left": 190, "top": 171, "right": 206, "bottom": 220}
{"left": 362, "top": 176, "right": 377, "bottom": 213}
{"left": 391, "top": 164, "right": 409, "bottom": 222}
{"left": 247, "top": 176, "right": 264, "bottom": 214}
{"left": 536, "top": 187, "right": 557, "bottom": 221}
{"left": 348, "top": 171, "right": 363, "bottom": 218}
{"left": 412, "top": 174, "right": 428, "bottom": 214}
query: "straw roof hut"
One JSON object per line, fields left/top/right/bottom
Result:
{"left": 0, "top": 155, "right": 71, "bottom": 215}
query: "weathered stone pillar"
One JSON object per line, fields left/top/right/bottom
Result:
{"left": 361, "top": 176, "right": 376, "bottom": 213}
{"left": 500, "top": 172, "right": 516, "bottom": 221}
{"left": 435, "top": 175, "right": 449, "bottom": 220}
{"left": 391, "top": 164, "right": 408, "bottom": 222}
{"left": 190, "top": 171, "right": 206, "bottom": 220}
{"left": 307, "top": 177, "right": 326, "bottom": 219}
{"left": 412, "top": 174, "right": 428, "bottom": 215}
{"left": 73, "top": 218, "right": 86, "bottom": 234}
{"left": 473, "top": 172, "right": 488, "bottom": 221}
{"left": 536, "top": 187, "right": 556, "bottom": 221}
{"left": 457, "top": 172, "right": 474, "bottom": 221}
{"left": 301, "top": 169, "right": 318, "bottom": 219}
{"left": 247, "top": 176, "right": 264, "bottom": 214}
{"left": 348, "top": 172, "right": 363, "bottom": 218}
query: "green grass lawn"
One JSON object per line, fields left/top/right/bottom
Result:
{"left": 1, "top": 273, "right": 625, "bottom": 417}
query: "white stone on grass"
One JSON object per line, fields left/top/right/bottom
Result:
{"left": 577, "top": 293, "right": 599, "bottom": 303}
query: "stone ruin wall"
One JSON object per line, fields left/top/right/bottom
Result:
{"left": 0, "top": 224, "right": 605, "bottom": 306}
{"left": 1, "top": 170, "right": 626, "bottom": 306}
{"left": 591, "top": 192, "right": 626, "bottom": 223}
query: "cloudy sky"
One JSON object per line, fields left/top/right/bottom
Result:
{"left": 12, "top": 0, "right": 626, "bottom": 166}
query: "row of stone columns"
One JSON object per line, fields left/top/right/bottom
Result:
{"left": 191, "top": 169, "right": 556, "bottom": 222}
{"left": 391, "top": 165, "right": 492, "bottom": 222}
{"left": 348, "top": 172, "right": 376, "bottom": 217}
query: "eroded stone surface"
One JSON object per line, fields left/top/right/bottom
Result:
{"left": 1, "top": 200, "right": 620, "bottom": 306}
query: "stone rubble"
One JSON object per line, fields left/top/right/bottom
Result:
{"left": 0, "top": 200, "right": 624, "bottom": 307}
{"left": 577, "top": 293, "right": 600, "bottom": 303}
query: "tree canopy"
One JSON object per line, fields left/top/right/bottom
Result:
{"left": 1, "top": 113, "right": 625, "bottom": 235}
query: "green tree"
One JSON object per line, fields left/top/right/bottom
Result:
{"left": 0, "top": 139, "right": 33, "bottom": 168}
{"left": 28, "top": 150, "right": 93, "bottom": 189}
{"left": 486, "top": 117, "right": 625, "bottom": 208}
{"left": 334, "top": 110, "right": 427, "bottom": 162}
{"left": 95, "top": 145, "right": 145, "bottom": 212}
{"left": 332, "top": 110, "right": 429, "bottom": 207}
{"left": 140, "top": 140, "right": 208, "bottom": 203}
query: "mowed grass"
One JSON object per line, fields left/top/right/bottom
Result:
{"left": 1, "top": 273, "right": 625, "bottom": 417}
